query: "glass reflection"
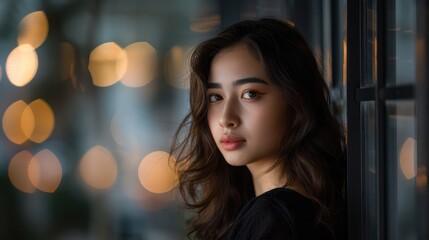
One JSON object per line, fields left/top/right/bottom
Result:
{"left": 386, "top": 101, "right": 417, "bottom": 240}
{"left": 386, "top": 0, "right": 416, "bottom": 85}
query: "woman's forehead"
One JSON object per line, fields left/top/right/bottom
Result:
{"left": 208, "top": 44, "right": 268, "bottom": 84}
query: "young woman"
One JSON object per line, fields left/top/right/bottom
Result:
{"left": 171, "top": 18, "right": 347, "bottom": 240}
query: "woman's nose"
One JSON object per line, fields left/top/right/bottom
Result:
{"left": 219, "top": 100, "right": 240, "bottom": 128}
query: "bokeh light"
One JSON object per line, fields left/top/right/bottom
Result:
{"left": 2, "top": 100, "right": 33, "bottom": 144}
{"left": 26, "top": 99, "right": 55, "bottom": 143}
{"left": 138, "top": 151, "right": 178, "bottom": 194}
{"left": 28, "top": 149, "right": 62, "bottom": 193}
{"left": 17, "top": 11, "right": 49, "bottom": 49}
{"left": 417, "top": 166, "right": 427, "bottom": 189}
{"left": 2, "top": 99, "right": 54, "bottom": 144}
{"left": 122, "top": 42, "right": 157, "bottom": 87}
{"left": 400, "top": 137, "right": 416, "bottom": 180}
{"left": 164, "top": 46, "right": 190, "bottom": 89}
{"left": 20, "top": 102, "right": 36, "bottom": 140}
{"left": 79, "top": 145, "right": 118, "bottom": 190}
{"left": 5, "top": 44, "right": 38, "bottom": 87}
{"left": 8, "top": 151, "right": 36, "bottom": 193}
{"left": 122, "top": 175, "right": 174, "bottom": 211}
{"left": 88, "top": 42, "right": 127, "bottom": 87}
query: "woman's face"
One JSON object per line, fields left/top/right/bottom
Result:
{"left": 207, "top": 44, "right": 293, "bottom": 171}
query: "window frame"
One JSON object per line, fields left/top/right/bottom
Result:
{"left": 347, "top": 0, "right": 427, "bottom": 239}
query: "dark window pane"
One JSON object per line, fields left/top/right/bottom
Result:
{"left": 386, "top": 0, "right": 416, "bottom": 85}
{"left": 361, "top": 101, "right": 379, "bottom": 239}
{"left": 363, "top": 0, "right": 377, "bottom": 87}
{"left": 386, "top": 101, "right": 417, "bottom": 240}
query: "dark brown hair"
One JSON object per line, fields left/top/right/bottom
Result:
{"left": 171, "top": 18, "right": 346, "bottom": 239}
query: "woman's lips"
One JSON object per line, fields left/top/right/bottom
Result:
{"left": 220, "top": 135, "right": 246, "bottom": 151}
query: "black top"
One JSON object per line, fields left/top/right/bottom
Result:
{"left": 218, "top": 188, "right": 333, "bottom": 240}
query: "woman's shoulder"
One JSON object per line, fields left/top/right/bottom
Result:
{"left": 257, "top": 187, "right": 313, "bottom": 204}
{"left": 251, "top": 188, "right": 320, "bottom": 231}
{"left": 246, "top": 187, "right": 315, "bottom": 219}
{"left": 219, "top": 187, "right": 332, "bottom": 240}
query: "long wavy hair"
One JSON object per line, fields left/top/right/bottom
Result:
{"left": 171, "top": 18, "right": 346, "bottom": 239}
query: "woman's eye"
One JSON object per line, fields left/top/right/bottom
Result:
{"left": 208, "top": 94, "right": 222, "bottom": 102}
{"left": 242, "top": 90, "right": 259, "bottom": 99}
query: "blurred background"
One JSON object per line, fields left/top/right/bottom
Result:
{"left": 2, "top": 0, "right": 427, "bottom": 240}
{"left": 0, "top": 0, "right": 347, "bottom": 239}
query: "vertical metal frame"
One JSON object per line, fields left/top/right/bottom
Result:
{"left": 346, "top": 0, "right": 363, "bottom": 239}
{"left": 375, "top": 0, "right": 386, "bottom": 239}
{"left": 346, "top": 0, "right": 427, "bottom": 238}
{"left": 331, "top": 0, "right": 339, "bottom": 88}
{"left": 416, "top": 0, "right": 429, "bottom": 238}
{"left": 347, "top": 0, "right": 387, "bottom": 239}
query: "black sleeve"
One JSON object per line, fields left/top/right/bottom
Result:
{"left": 222, "top": 198, "right": 296, "bottom": 240}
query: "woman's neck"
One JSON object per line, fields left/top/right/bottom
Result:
{"left": 246, "top": 160, "right": 285, "bottom": 196}
{"left": 247, "top": 160, "right": 309, "bottom": 197}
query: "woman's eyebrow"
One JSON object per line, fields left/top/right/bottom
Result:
{"left": 233, "top": 77, "right": 268, "bottom": 86}
{"left": 207, "top": 77, "right": 268, "bottom": 89}
{"left": 207, "top": 82, "right": 222, "bottom": 89}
